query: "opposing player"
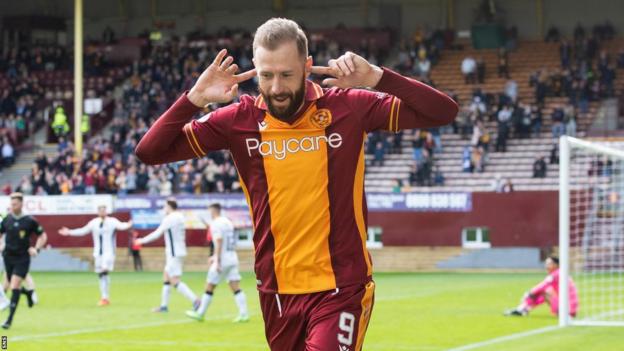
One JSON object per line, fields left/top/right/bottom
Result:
{"left": 0, "top": 193, "right": 48, "bottom": 329}
{"left": 135, "top": 18, "right": 457, "bottom": 350}
{"left": 186, "top": 203, "right": 249, "bottom": 322}
{"left": 135, "top": 198, "right": 199, "bottom": 312}
{"left": 58, "top": 205, "right": 133, "bottom": 306}
{"left": 505, "top": 256, "right": 579, "bottom": 317}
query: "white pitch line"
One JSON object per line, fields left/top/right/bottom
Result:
{"left": 11, "top": 313, "right": 251, "bottom": 342}
{"left": 446, "top": 325, "right": 561, "bottom": 351}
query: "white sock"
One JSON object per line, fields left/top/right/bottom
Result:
{"left": 198, "top": 292, "right": 213, "bottom": 316}
{"left": 161, "top": 283, "right": 172, "bottom": 307}
{"left": 234, "top": 290, "right": 248, "bottom": 317}
{"left": 99, "top": 274, "right": 110, "bottom": 299}
{"left": 0, "top": 288, "right": 7, "bottom": 301}
{"left": 175, "top": 282, "right": 197, "bottom": 303}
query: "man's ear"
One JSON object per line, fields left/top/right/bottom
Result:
{"left": 304, "top": 56, "right": 313, "bottom": 78}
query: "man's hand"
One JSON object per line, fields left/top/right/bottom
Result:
{"left": 187, "top": 49, "right": 257, "bottom": 107}
{"left": 28, "top": 247, "right": 38, "bottom": 257}
{"left": 58, "top": 227, "right": 70, "bottom": 236}
{"left": 311, "top": 51, "right": 383, "bottom": 89}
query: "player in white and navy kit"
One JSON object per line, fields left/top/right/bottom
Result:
{"left": 136, "top": 198, "right": 199, "bottom": 312}
{"left": 59, "top": 205, "right": 132, "bottom": 306}
{"left": 186, "top": 203, "right": 248, "bottom": 323}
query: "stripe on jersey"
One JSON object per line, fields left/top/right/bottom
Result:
{"left": 353, "top": 140, "right": 372, "bottom": 276}
{"left": 184, "top": 123, "right": 205, "bottom": 157}
{"left": 167, "top": 229, "right": 175, "bottom": 257}
{"left": 393, "top": 99, "right": 401, "bottom": 132}
{"left": 388, "top": 96, "right": 397, "bottom": 132}
{"left": 355, "top": 281, "right": 375, "bottom": 350}
{"left": 260, "top": 106, "right": 335, "bottom": 293}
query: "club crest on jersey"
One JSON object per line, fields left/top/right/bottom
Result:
{"left": 310, "top": 108, "right": 332, "bottom": 129}
{"left": 19, "top": 230, "right": 26, "bottom": 239}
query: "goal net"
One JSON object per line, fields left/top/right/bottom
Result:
{"left": 559, "top": 136, "right": 624, "bottom": 327}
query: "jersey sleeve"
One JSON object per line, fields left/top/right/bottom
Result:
{"left": 141, "top": 215, "right": 170, "bottom": 244}
{"left": 530, "top": 274, "right": 554, "bottom": 296}
{"left": 209, "top": 222, "right": 223, "bottom": 240}
{"left": 0, "top": 218, "right": 5, "bottom": 235}
{"left": 68, "top": 219, "right": 94, "bottom": 236}
{"left": 112, "top": 217, "right": 132, "bottom": 231}
{"left": 31, "top": 217, "right": 44, "bottom": 236}
{"left": 344, "top": 88, "right": 398, "bottom": 133}
{"left": 183, "top": 102, "right": 240, "bottom": 157}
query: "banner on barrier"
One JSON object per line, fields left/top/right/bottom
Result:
{"left": 0, "top": 195, "right": 114, "bottom": 215}
{"left": 116, "top": 193, "right": 471, "bottom": 212}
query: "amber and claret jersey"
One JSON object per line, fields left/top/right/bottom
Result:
{"left": 136, "top": 67, "right": 458, "bottom": 294}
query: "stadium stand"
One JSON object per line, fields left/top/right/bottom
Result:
{"left": 1, "top": 24, "right": 623, "bottom": 195}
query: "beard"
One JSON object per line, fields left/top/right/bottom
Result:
{"left": 260, "top": 77, "right": 306, "bottom": 122}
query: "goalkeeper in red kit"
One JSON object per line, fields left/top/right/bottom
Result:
{"left": 136, "top": 17, "right": 457, "bottom": 351}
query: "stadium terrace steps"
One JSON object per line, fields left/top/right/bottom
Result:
{"left": 31, "top": 248, "right": 90, "bottom": 272}
{"left": 58, "top": 247, "right": 467, "bottom": 272}
{"left": 365, "top": 38, "right": 624, "bottom": 193}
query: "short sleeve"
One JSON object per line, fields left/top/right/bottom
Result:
{"left": 345, "top": 88, "right": 401, "bottom": 133}
{"left": 0, "top": 219, "right": 5, "bottom": 235}
{"left": 182, "top": 102, "right": 240, "bottom": 157}
{"left": 210, "top": 222, "right": 223, "bottom": 240}
{"left": 31, "top": 218, "right": 44, "bottom": 236}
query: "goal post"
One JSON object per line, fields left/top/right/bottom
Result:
{"left": 559, "top": 136, "right": 624, "bottom": 327}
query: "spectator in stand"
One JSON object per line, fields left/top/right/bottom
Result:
{"left": 461, "top": 56, "right": 477, "bottom": 84}
{"left": 492, "top": 174, "right": 504, "bottom": 192}
{"left": 476, "top": 57, "right": 486, "bottom": 84}
{"left": 551, "top": 105, "right": 565, "bottom": 139}
{"left": 533, "top": 157, "right": 547, "bottom": 178}
{"left": 545, "top": 26, "right": 560, "bottom": 42}
{"left": 471, "top": 146, "right": 485, "bottom": 173}
{"left": 560, "top": 39, "right": 571, "bottom": 68}
{"left": 373, "top": 141, "right": 385, "bottom": 167}
{"left": 433, "top": 166, "right": 444, "bottom": 186}
{"left": 462, "top": 146, "right": 472, "bottom": 173}
{"left": 617, "top": 48, "right": 624, "bottom": 68}
{"left": 550, "top": 143, "right": 559, "bottom": 165}
{"left": 517, "top": 103, "right": 532, "bottom": 139}
{"left": 504, "top": 79, "right": 518, "bottom": 103}
{"left": 530, "top": 104, "right": 543, "bottom": 137}
{"left": 496, "top": 105, "right": 513, "bottom": 152}
{"left": 498, "top": 47, "right": 510, "bottom": 78}
{"left": 501, "top": 178, "right": 514, "bottom": 192}
{"left": 1, "top": 138, "right": 15, "bottom": 168}
{"left": 416, "top": 57, "right": 431, "bottom": 80}
{"left": 564, "top": 105, "right": 577, "bottom": 137}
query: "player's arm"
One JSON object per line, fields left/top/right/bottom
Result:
{"left": 528, "top": 275, "right": 553, "bottom": 297}
{"left": 29, "top": 221, "right": 47, "bottom": 257}
{"left": 59, "top": 221, "right": 93, "bottom": 236}
{"left": 311, "top": 52, "right": 458, "bottom": 131}
{"left": 135, "top": 49, "right": 256, "bottom": 165}
{"left": 0, "top": 219, "right": 5, "bottom": 252}
{"left": 137, "top": 217, "right": 169, "bottom": 245}
{"left": 210, "top": 228, "right": 223, "bottom": 272}
{"left": 113, "top": 218, "right": 133, "bottom": 231}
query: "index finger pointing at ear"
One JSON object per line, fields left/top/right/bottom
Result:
{"left": 234, "top": 68, "right": 257, "bottom": 83}
{"left": 213, "top": 49, "right": 228, "bottom": 67}
{"left": 310, "top": 66, "right": 335, "bottom": 76}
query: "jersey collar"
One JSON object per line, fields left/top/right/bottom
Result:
{"left": 253, "top": 80, "right": 324, "bottom": 110}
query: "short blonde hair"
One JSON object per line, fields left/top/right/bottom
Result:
{"left": 10, "top": 192, "right": 23, "bottom": 201}
{"left": 253, "top": 18, "right": 308, "bottom": 59}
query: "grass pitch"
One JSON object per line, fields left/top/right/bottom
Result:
{"left": 4, "top": 272, "right": 622, "bottom": 350}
